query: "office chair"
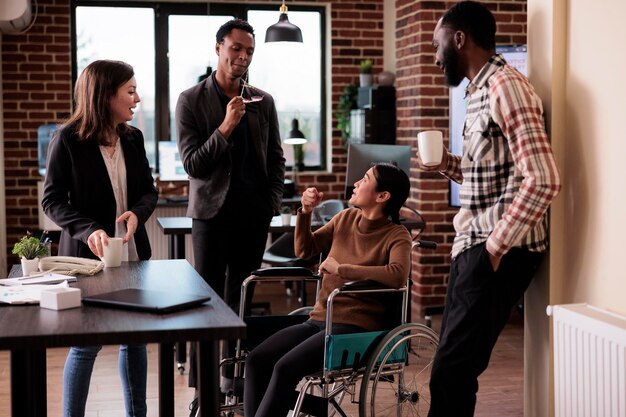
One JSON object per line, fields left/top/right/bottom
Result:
{"left": 310, "top": 199, "right": 345, "bottom": 225}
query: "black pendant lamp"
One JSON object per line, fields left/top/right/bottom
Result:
{"left": 283, "top": 118, "right": 307, "bottom": 145}
{"left": 265, "top": 0, "right": 303, "bottom": 43}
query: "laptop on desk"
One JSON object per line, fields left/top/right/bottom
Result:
{"left": 82, "top": 288, "right": 211, "bottom": 314}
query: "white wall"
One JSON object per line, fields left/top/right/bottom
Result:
{"left": 556, "top": 0, "right": 626, "bottom": 311}
{"left": 528, "top": 0, "right": 626, "bottom": 415}
{"left": 525, "top": 0, "right": 566, "bottom": 414}
{"left": 383, "top": 0, "right": 395, "bottom": 72}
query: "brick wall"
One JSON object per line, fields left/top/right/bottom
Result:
{"left": 0, "top": 0, "right": 383, "bottom": 266}
{"left": 298, "top": 0, "right": 386, "bottom": 198}
{"left": 1, "top": 0, "right": 526, "bottom": 317}
{"left": 1, "top": 0, "right": 71, "bottom": 267}
{"left": 0, "top": 0, "right": 384, "bottom": 266}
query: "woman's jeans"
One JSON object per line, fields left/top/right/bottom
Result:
{"left": 63, "top": 344, "right": 147, "bottom": 417}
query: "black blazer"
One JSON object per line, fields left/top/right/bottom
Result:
{"left": 175, "top": 75, "right": 285, "bottom": 219}
{"left": 42, "top": 125, "right": 158, "bottom": 260}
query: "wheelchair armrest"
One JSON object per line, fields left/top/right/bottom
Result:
{"left": 337, "top": 280, "right": 406, "bottom": 294}
{"left": 240, "top": 268, "right": 322, "bottom": 318}
{"left": 329, "top": 281, "right": 407, "bottom": 324}
{"left": 252, "top": 266, "right": 320, "bottom": 278}
{"left": 338, "top": 280, "right": 390, "bottom": 292}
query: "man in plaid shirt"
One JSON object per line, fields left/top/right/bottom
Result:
{"left": 419, "top": 2, "right": 561, "bottom": 416}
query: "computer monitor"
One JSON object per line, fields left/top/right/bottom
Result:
{"left": 345, "top": 144, "right": 412, "bottom": 200}
{"left": 38, "top": 124, "right": 59, "bottom": 176}
{"left": 158, "top": 141, "right": 188, "bottom": 181}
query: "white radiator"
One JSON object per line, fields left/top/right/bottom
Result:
{"left": 145, "top": 206, "right": 194, "bottom": 264}
{"left": 547, "top": 303, "right": 626, "bottom": 417}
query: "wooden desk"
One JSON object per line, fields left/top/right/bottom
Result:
{"left": 1, "top": 260, "right": 245, "bottom": 417}
{"left": 157, "top": 217, "right": 192, "bottom": 261}
{"left": 156, "top": 216, "right": 301, "bottom": 259}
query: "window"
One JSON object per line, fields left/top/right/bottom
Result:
{"left": 168, "top": 14, "right": 234, "bottom": 144}
{"left": 247, "top": 10, "right": 323, "bottom": 168}
{"left": 75, "top": 6, "right": 155, "bottom": 163}
{"left": 74, "top": 2, "right": 326, "bottom": 175}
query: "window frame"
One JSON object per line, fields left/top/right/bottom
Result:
{"left": 71, "top": 1, "right": 327, "bottom": 173}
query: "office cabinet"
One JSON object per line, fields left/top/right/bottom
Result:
{"left": 349, "top": 86, "right": 396, "bottom": 145}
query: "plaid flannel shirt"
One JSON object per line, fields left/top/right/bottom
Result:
{"left": 441, "top": 54, "right": 561, "bottom": 259}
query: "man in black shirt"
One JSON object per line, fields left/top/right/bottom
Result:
{"left": 175, "top": 18, "right": 285, "bottom": 406}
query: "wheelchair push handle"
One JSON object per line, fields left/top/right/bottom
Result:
{"left": 413, "top": 240, "right": 437, "bottom": 250}
{"left": 252, "top": 266, "right": 320, "bottom": 277}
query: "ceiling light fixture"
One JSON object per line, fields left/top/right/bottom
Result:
{"left": 265, "top": 0, "right": 303, "bottom": 43}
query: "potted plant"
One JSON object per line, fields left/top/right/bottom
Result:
{"left": 12, "top": 232, "right": 49, "bottom": 275}
{"left": 359, "top": 59, "right": 374, "bottom": 87}
{"left": 335, "top": 84, "right": 358, "bottom": 147}
{"left": 293, "top": 143, "right": 305, "bottom": 170}
{"left": 280, "top": 206, "right": 293, "bottom": 226}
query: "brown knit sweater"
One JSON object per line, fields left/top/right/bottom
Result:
{"left": 295, "top": 207, "right": 411, "bottom": 331}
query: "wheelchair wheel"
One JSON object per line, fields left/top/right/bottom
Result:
{"left": 359, "top": 323, "right": 439, "bottom": 417}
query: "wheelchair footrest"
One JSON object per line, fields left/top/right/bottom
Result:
{"left": 221, "top": 376, "right": 245, "bottom": 398}
{"left": 299, "top": 393, "right": 329, "bottom": 417}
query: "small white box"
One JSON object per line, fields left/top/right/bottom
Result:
{"left": 40, "top": 287, "right": 81, "bottom": 310}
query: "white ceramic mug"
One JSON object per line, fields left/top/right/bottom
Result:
{"left": 417, "top": 130, "right": 444, "bottom": 166}
{"left": 100, "top": 237, "right": 123, "bottom": 268}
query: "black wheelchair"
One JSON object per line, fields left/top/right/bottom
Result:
{"left": 215, "top": 239, "right": 439, "bottom": 417}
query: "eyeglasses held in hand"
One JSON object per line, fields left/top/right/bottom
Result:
{"left": 240, "top": 80, "right": 264, "bottom": 104}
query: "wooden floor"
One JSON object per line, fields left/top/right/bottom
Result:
{"left": 0, "top": 282, "right": 525, "bottom": 417}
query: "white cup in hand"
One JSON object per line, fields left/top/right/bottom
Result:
{"left": 100, "top": 237, "right": 123, "bottom": 268}
{"left": 417, "top": 130, "right": 444, "bottom": 166}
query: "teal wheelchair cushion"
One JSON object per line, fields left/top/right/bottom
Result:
{"left": 324, "top": 330, "right": 409, "bottom": 371}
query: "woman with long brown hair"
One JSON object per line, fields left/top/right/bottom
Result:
{"left": 43, "top": 60, "right": 157, "bottom": 417}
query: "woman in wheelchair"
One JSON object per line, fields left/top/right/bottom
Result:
{"left": 244, "top": 162, "right": 412, "bottom": 417}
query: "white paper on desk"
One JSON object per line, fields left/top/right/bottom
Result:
{"left": 0, "top": 281, "right": 70, "bottom": 304}
{"left": 0, "top": 272, "right": 77, "bottom": 286}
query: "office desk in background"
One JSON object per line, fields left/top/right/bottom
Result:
{"left": 1, "top": 260, "right": 245, "bottom": 417}
{"left": 158, "top": 215, "right": 426, "bottom": 262}
{"left": 157, "top": 215, "right": 303, "bottom": 260}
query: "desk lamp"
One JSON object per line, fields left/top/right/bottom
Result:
{"left": 265, "top": 0, "right": 303, "bottom": 43}
{"left": 283, "top": 118, "right": 307, "bottom": 189}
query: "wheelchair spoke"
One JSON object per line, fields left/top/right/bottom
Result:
{"left": 359, "top": 323, "right": 438, "bottom": 417}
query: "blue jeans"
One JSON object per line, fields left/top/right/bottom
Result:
{"left": 63, "top": 344, "right": 147, "bottom": 417}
